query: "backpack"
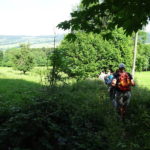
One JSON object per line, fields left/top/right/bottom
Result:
{"left": 105, "top": 74, "right": 114, "bottom": 85}
{"left": 117, "top": 72, "right": 131, "bottom": 91}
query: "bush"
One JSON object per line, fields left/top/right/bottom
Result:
{"left": 53, "top": 30, "right": 132, "bottom": 80}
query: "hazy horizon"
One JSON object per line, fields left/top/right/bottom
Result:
{"left": 0, "top": 0, "right": 80, "bottom": 36}
{"left": 0, "top": 0, "right": 150, "bottom": 36}
{"left": 0, "top": 34, "right": 64, "bottom": 36}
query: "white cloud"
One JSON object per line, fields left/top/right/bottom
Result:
{"left": 0, "top": 0, "right": 81, "bottom": 35}
{"left": 144, "top": 23, "right": 150, "bottom": 33}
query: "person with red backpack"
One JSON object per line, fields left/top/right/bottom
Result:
{"left": 111, "top": 63, "right": 135, "bottom": 119}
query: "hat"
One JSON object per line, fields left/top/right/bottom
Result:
{"left": 119, "top": 63, "right": 125, "bottom": 68}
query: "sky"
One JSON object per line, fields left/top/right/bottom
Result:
{"left": 0, "top": 0, "right": 150, "bottom": 36}
{"left": 144, "top": 24, "right": 150, "bottom": 33}
{"left": 0, "top": 0, "right": 81, "bottom": 36}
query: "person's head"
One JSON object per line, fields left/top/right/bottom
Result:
{"left": 118, "top": 63, "right": 125, "bottom": 71}
{"left": 115, "top": 69, "right": 119, "bottom": 74}
{"left": 109, "top": 69, "right": 114, "bottom": 74}
{"left": 100, "top": 71, "right": 105, "bottom": 74}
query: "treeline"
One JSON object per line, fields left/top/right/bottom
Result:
{"left": 136, "top": 44, "right": 150, "bottom": 71}
{"left": 51, "top": 29, "right": 150, "bottom": 80}
{"left": 0, "top": 44, "right": 52, "bottom": 73}
{"left": 0, "top": 30, "right": 149, "bottom": 75}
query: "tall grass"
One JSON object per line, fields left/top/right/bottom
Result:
{"left": 0, "top": 68, "right": 149, "bottom": 150}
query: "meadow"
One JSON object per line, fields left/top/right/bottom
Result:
{"left": 0, "top": 67, "right": 149, "bottom": 107}
{"left": 0, "top": 67, "right": 149, "bottom": 150}
{"left": 0, "top": 67, "right": 48, "bottom": 110}
{"left": 135, "top": 71, "right": 150, "bottom": 89}
{"left": 0, "top": 66, "right": 148, "bottom": 112}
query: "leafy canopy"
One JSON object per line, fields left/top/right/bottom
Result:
{"left": 53, "top": 29, "right": 132, "bottom": 79}
{"left": 136, "top": 44, "right": 150, "bottom": 71}
{"left": 12, "top": 44, "right": 34, "bottom": 74}
{"left": 58, "top": 0, "right": 150, "bottom": 34}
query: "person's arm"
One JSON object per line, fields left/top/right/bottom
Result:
{"left": 111, "top": 78, "right": 117, "bottom": 86}
{"left": 111, "top": 73, "right": 117, "bottom": 86}
{"left": 130, "top": 79, "right": 135, "bottom": 86}
{"left": 128, "top": 73, "right": 135, "bottom": 86}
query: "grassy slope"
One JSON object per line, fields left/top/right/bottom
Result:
{"left": 0, "top": 68, "right": 149, "bottom": 149}
{"left": 0, "top": 68, "right": 149, "bottom": 108}
{"left": 0, "top": 67, "right": 47, "bottom": 109}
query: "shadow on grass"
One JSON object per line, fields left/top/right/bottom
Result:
{"left": 0, "top": 78, "right": 44, "bottom": 110}
{"left": 0, "top": 79, "right": 149, "bottom": 150}
{"left": 124, "top": 86, "right": 150, "bottom": 149}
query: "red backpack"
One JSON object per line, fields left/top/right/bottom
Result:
{"left": 117, "top": 72, "right": 131, "bottom": 91}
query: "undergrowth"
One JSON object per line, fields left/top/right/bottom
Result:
{"left": 0, "top": 79, "right": 149, "bottom": 150}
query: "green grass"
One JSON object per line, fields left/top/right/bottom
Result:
{"left": 0, "top": 67, "right": 149, "bottom": 110}
{"left": 0, "top": 67, "right": 48, "bottom": 83}
{"left": 135, "top": 71, "right": 150, "bottom": 89}
{"left": 0, "top": 67, "right": 48, "bottom": 109}
{"left": 0, "top": 68, "right": 149, "bottom": 149}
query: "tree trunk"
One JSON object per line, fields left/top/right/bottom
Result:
{"left": 132, "top": 31, "right": 138, "bottom": 79}
{"left": 23, "top": 70, "right": 26, "bottom": 74}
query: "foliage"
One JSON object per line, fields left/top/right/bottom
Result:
{"left": 58, "top": 0, "right": 150, "bottom": 34}
{"left": 138, "top": 31, "right": 147, "bottom": 44}
{"left": 0, "top": 51, "right": 3, "bottom": 66}
{"left": 12, "top": 44, "right": 34, "bottom": 74}
{"left": 131, "top": 30, "right": 150, "bottom": 72}
{"left": 48, "top": 48, "right": 62, "bottom": 86}
{"left": 106, "top": 28, "right": 133, "bottom": 70}
{"left": 2, "top": 48, "right": 19, "bottom": 67}
{"left": 126, "top": 87, "right": 150, "bottom": 150}
{"left": 1, "top": 47, "right": 51, "bottom": 68}
{"left": 31, "top": 47, "right": 51, "bottom": 66}
{"left": 52, "top": 30, "right": 132, "bottom": 79}
{"left": 136, "top": 44, "right": 150, "bottom": 71}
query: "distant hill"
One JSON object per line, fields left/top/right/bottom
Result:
{"left": 0, "top": 34, "right": 64, "bottom": 50}
{"left": 1, "top": 32, "right": 149, "bottom": 51}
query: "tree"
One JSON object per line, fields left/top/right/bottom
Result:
{"left": 12, "top": 44, "right": 34, "bottom": 74}
{"left": 136, "top": 44, "right": 150, "bottom": 71}
{"left": 58, "top": 0, "right": 150, "bottom": 77}
{"left": 31, "top": 48, "right": 49, "bottom": 66}
{"left": 0, "top": 51, "right": 3, "bottom": 66}
{"left": 138, "top": 31, "right": 147, "bottom": 44}
{"left": 58, "top": 0, "right": 150, "bottom": 35}
{"left": 2, "top": 48, "right": 19, "bottom": 67}
{"left": 53, "top": 30, "right": 132, "bottom": 79}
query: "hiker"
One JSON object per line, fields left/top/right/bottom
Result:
{"left": 104, "top": 69, "right": 115, "bottom": 101}
{"left": 99, "top": 71, "right": 106, "bottom": 82}
{"left": 104, "top": 69, "right": 114, "bottom": 85}
{"left": 111, "top": 63, "right": 135, "bottom": 110}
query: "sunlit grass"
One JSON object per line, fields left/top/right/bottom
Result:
{"left": 0, "top": 67, "right": 48, "bottom": 109}
{"left": 135, "top": 71, "right": 150, "bottom": 89}
{"left": 0, "top": 67, "right": 149, "bottom": 110}
{"left": 0, "top": 67, "right": 48, "bottom": 84}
